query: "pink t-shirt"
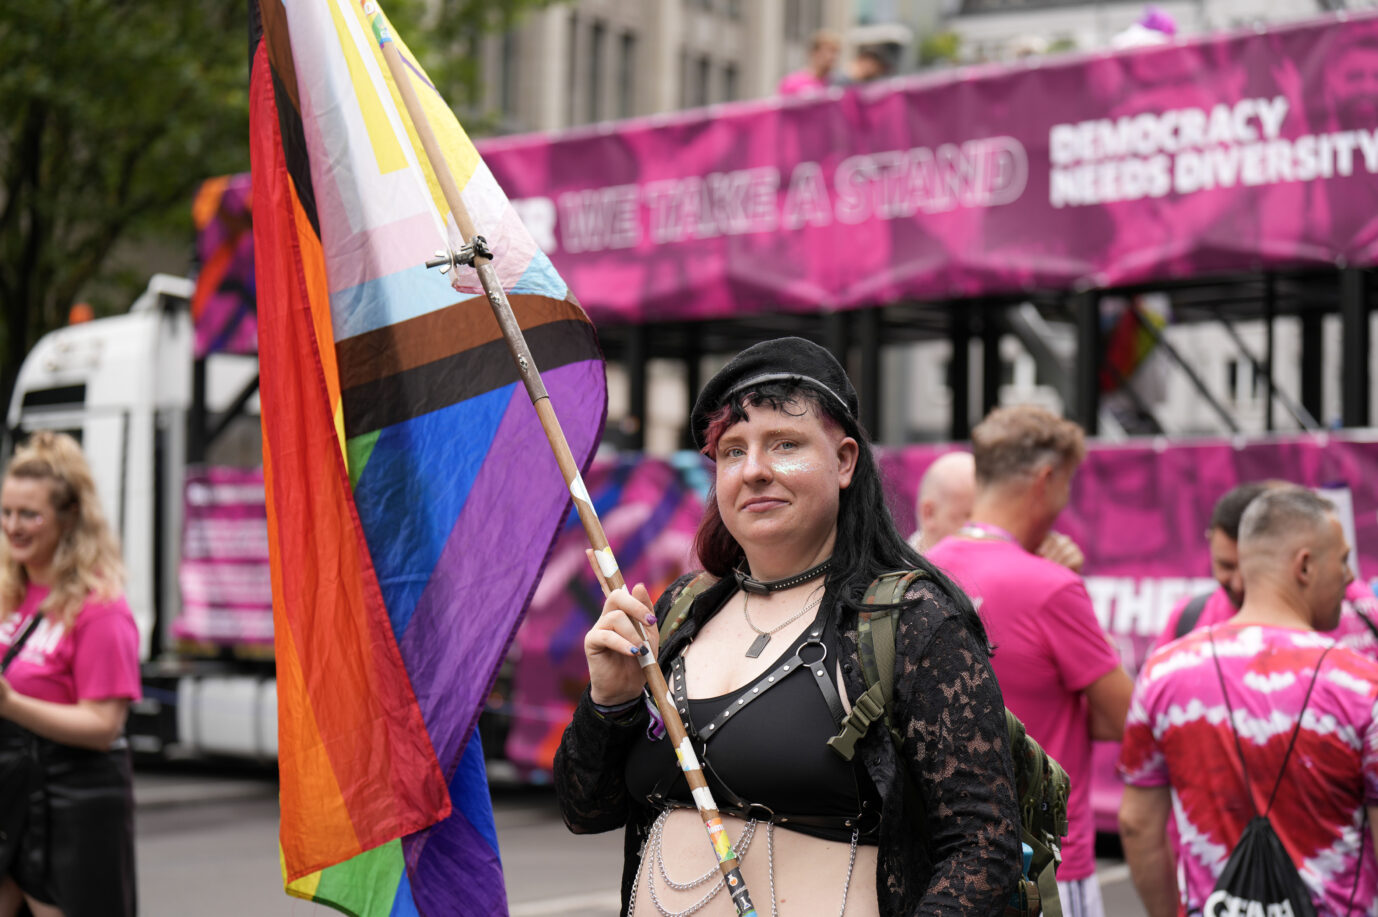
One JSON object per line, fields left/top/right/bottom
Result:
{"left": 1154, "top": 581, "right": 1378, "bottom": 665}
{"left": 0, "top": 584, "right": 142, "bottom": 704}
{"left": 1152, "top": 587, "right": 1237, "bottom": 653}
{"left": 928, "top": 536, "right": 1123, "bottom": 881}
{"left": 777, "top": 70, "right": 828, "bottom": 95}
{"left": 1334, "top": 581, "right": 1378, "bottom": 665}
{"left": 1121, "top": 624, "right": 1378, "bottom": 916}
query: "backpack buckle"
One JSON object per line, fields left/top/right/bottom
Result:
{"left": 826, "top": 689, "right": 885, "bottom": 761}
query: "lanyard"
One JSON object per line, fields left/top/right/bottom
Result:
{"left": 958, "top": 522, "right": 1020, "bottom": 545}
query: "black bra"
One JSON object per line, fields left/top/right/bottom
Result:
{"left": 623, "top": 599, "right": 881, "bottom": 843}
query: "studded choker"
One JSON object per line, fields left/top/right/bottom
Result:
{"left": 733, "top": 558, "right": 833, "bottom": 595}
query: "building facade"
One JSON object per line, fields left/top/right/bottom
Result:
{"left": 943, "top": 0, "right": 1359, "bottom": 64}
{"left": 477, "top": 0, "right": 853, "bottom": 136}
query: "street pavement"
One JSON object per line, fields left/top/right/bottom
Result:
{"left": 132, "top": 764, "right": 1148, "bottom": 916}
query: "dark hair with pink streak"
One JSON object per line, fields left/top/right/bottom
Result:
{"left": 690, "top": 380, "right": 988, "bottom": 652}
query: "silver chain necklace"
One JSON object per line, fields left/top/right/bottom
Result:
{"left": 742, "top": 585, "right": 825, "bottom": 658}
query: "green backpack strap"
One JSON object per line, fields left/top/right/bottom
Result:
{"left": 827, "top": 570, "right": 925, "bottom": 761}
{"left": 657, "top": 572, "right": 718, "bottom": 645}
{"left": 1007, "top": 710, "right": 1068, "bottom": 917}
{"left": 834, "top": 569, "right": 1070, "bottom": 917}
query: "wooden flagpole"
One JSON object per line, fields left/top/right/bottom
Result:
{"left": 362, "top": 7, "right": 760, "bottom": 915}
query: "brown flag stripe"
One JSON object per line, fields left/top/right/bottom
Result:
{"left": 340, "top": 313, "right": 601, "bottom": 438}
{"left": 336, "top": 293, "right": 590, "bottom": 391}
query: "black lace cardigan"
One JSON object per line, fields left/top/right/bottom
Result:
{"left": 552, "top": 573, "right": 1022, "bottom": 916}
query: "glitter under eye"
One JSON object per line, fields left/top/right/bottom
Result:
{"left": 769, "top": 458, "right": 819, "bottom": 475}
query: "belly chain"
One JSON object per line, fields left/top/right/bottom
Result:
{"left": 632, "top": 808, "right": 858, "bottom": 917}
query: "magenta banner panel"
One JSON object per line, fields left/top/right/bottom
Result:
{"left": 174, "top": 467, "right": 273, "bottom": 647}
{"left": 479, "top": 13, "right": 1378, "bottom": 323}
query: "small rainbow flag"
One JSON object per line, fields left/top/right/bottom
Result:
{"left": 190, "top": 173, "right": 256, "bottom": 357}
{"left": 1100, "top": 293, "right": 1170, "bottom": 393}
{"left": 248, "top": 0, "right": 607, "bottom": 913}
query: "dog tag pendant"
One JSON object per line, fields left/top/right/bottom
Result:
{"left": 745, "top": 633, "right": 771, "bottom": 658}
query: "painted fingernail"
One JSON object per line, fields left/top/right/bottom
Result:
{"left": 645, "top": 614, "right": 657, "bottom": 625}
{"left": 629, "top": 644, "right": 640, "bottom": 655}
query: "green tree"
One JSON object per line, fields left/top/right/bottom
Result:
{"left": 0, "top": 1, "right": 249, "bottom": 409}
{"left": 918, "top": 31, "right": 962, "bottom": 68}
{"left": 0, "top": 0, "right": 560, "bottom": 411}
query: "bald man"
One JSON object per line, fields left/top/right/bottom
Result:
{"left": 1120, "top": 488, "right": 1378, "bottom": 917}
{"left": 911, "top": 452, "right": 976, "bottom": 552}
{"left": 913, "top": 451, "right": 1084, "bottom": 570}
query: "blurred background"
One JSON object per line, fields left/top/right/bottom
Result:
{"left": 7, "top": 0, "right": 1378, "bottom": 914}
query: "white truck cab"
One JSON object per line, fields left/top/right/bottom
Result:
{"left": 5, "top": 274, "right": 277, "bottom": 760}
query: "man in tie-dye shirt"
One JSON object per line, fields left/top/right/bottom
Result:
{"left": 1152, "top": 480, "right": 1378, "bottom": 666}
{"left": 1119, "top": 488, "right": 1378, "bottom": 917}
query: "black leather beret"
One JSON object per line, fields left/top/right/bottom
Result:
{"left": 690, "top": 337, "right": 858, "bottom": 451}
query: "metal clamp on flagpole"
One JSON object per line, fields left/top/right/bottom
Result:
{"left": 425, "top": 236, "right": 493, "bottom": 274}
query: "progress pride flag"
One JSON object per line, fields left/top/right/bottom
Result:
{"left": 479, "top": 13, "right": 1378, "bottom": 323}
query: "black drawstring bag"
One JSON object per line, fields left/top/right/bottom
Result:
{"left": 1205, "top": 631, "right": 1330, "bottom": 917}
{"left": 1205, "top": 815, "right": 1317, "bottom": 917}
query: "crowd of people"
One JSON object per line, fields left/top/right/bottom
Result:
{"left": 2, "top": 336, "right": 1373, "bottom": 917}
{"left": 912, "top": 420, "right": 1378, "bottom": 917}
{"left": 776, "top": 29, "right": 898, "bottom": 96}
{"left": 556, "top": 336, "right": 1378, "bottom": 917}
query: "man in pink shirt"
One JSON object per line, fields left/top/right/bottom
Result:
{"left": 928, "top": 406, "right": 1132, "bottom": 917}
{"left": 777, "top": 29, "right": 840, "bottom": 96}
{"left": 1119, "top": 488, "right": 1378, "bottom": 917}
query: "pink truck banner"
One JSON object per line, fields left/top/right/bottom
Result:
{"left": 174, "top": 467, "right": 273, "bottom": 646}
{"left": 479, "top": 12, "right": 1378, "bottom": 323}
{"left": 503, "top": 432, "right": 1378, "bottom": 785}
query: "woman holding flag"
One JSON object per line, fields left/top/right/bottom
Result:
{"left": 555, "top": 338, "right": 1020, "bottom": 916}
